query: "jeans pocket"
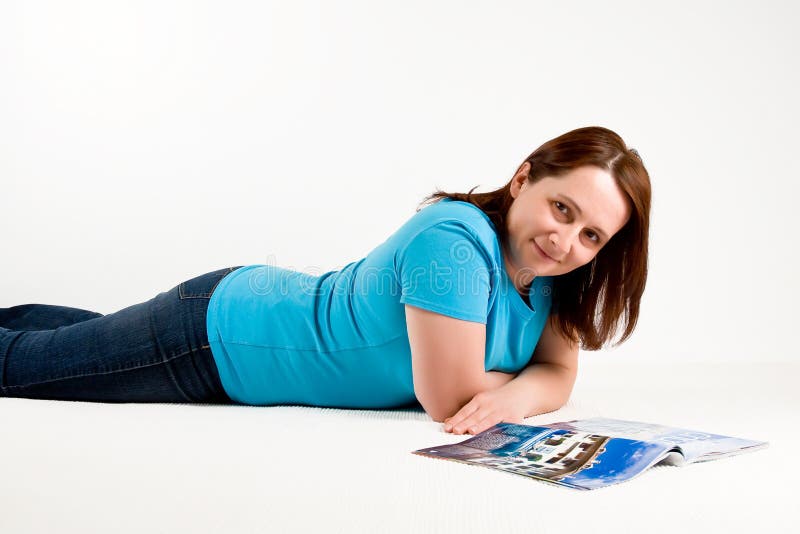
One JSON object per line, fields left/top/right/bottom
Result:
{"left": 178, "top": 266, "right": 244, "bottom": 300}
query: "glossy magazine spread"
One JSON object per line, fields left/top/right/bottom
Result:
{"left": 412, "top": 417, "right": 768, "bottom": 490}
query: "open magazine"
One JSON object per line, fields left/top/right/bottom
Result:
{"left": 412, "top": 417, "right": 768, "bottom": 490}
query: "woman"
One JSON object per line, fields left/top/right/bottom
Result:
{"left": 0, "top": 126, "right": 651, "bottom": 437}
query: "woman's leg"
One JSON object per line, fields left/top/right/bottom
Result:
{"left": 0, "top": 266, "right": 244, "bottom": 404}
{"left": 0, "top": 304, "right": 104, "bottom": 331}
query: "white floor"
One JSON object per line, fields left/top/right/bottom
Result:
{"left": 1, "top": 360, "right": 794, "bottom": 534}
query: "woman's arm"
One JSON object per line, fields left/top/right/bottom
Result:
{"left": 502, "top": 316, "right": 578, "bottom": 417}
{"left": 444, "top": 317, "right": 578, "bottom": 434}
{"left": 498, "top": 359, "right": 576, "bottom": 418}
{"left": 484, "top": 370, "right": 518, "bottom": 390}
{"left": 405, "top": 304, "right": 488, "bottom": 423}
{"left": 405, "top": 304, "right": 550, "bottom": 423}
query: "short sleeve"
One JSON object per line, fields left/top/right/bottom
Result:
{"left": 396, "top": 221, "right": 492, "bottom": 324}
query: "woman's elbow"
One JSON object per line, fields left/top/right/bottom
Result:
{"left": 416, "top": 394, "right": 459, "bottom": 423}
{"left": 527, "top": 392, "right": 572, "bottom": 418}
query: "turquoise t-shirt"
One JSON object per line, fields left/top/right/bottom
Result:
{"left": 205, "top": 198, "right": 553, "bottom": 407}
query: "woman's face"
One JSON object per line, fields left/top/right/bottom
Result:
{"left": 503, "top": 162, "right": 631, "bottom": 292}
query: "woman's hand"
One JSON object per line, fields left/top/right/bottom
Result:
{"left": 442, "top": 385, "right": 526, "bottom": 435}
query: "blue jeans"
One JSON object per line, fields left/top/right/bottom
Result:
{"left": 0, "top": 266, "right": 244, "bottom": 404}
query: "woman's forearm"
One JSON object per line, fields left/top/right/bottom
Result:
{"left": 499, "top": 363, "right": 574, "bottom": 418}
{"left": 483, "top": 370, "right": 517, "bottom": 391}
{"left": 449, "top": 366, "right": 570, "bottom": 424}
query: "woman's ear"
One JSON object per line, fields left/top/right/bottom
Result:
{"left": 509, "top": 162, "right": 531, "bottom": 198}
{"left": 515, "top": 161, "right": 531, "bottom": 178}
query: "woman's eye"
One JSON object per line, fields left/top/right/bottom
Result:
{"left": 553, "top": 201, "right": 568, "bottom": 214}
{"left": 585, "top": 230, "right": 599, "bottom": 242}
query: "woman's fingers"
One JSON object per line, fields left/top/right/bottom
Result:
{"left": 445, "top": 408, "right": 494, "bottom": 435}
{"left": 443, "top": 401, "right": 479, "bottom": 432}
{"left": 444, "top": 414, "right": 468, "bottom": 432}
{"left": 442, "top": 388, "right": 520, "bottom": 434}
{"left": 444, "top": 413, "right": 472, "bottom": 433}
{"left": 452, "top": 412, "right": 493, "bottom": 435}
{"left": 463, "top": 411, "right": 496, "bottom": 435}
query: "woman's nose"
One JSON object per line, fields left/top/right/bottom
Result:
{"left": 548, "top": 233, "right": 568, "bottom": 256}
{"left": 550, "top": 228, "right": 579, "bottom": 256}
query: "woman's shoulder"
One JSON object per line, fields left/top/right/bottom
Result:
{"left": 408, "top": 198, "right": 497, "bottom": 241}
{"left": 386, "top": 198, "right": 502, "bottom": 270}
{"left": 364, "top": 198, "right": 502, "bottom": 271}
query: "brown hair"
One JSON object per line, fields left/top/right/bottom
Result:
{"left": 417, "top": 126, "right": 651, "bottom": 350}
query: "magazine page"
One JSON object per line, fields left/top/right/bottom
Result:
{"left": 413, "top": 422, "right": 675, "bottom": 490}
{"left": 543, "top": 417, "right": 769, "bottom": 463}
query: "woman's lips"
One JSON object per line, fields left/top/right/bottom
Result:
{"left": 533, "top": 240, "right": 557, "bottom": 262}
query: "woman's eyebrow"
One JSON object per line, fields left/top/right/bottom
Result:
{"left": 555, "top": 194, "right": 610, "bottom": 241}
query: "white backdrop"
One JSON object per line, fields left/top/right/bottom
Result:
{"left": 1, "top": 0, "right": 797, "bottom": 364}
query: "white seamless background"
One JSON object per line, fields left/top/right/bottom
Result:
{"left": 1, "top": 0, "right": 796, "bottom": 364}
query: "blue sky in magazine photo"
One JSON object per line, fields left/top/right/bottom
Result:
{"left": 561, "top": 438, "right": 669, "bottom": 490}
